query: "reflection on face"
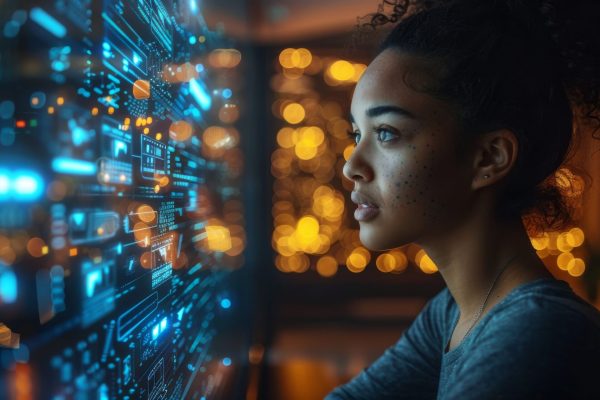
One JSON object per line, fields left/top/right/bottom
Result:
{"left": 343, "top": 49, "right": 474, "bottom": 251}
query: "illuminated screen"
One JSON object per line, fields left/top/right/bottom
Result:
{"left": 0, "top": 1, "right": 250, "bottom": 399}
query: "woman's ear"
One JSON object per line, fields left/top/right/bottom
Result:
{"left": 471, "top": 129, "right": 519, "bottom": 190}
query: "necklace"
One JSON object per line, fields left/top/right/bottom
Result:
{"left": 454, "top": 252, "right": 520, "bottom": 346}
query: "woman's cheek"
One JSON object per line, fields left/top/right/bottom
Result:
{"left": 386, "top": 146, "right": 448, "bottom": 221}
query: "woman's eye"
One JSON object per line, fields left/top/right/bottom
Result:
{"left": 376, "top": 128, "right": 398, "bottom": 142}
{"left": 347, "top": 129, "right": 360, "bottom": 144}
{"left": 347, "top": 127, "right": 398, "bottom": 145}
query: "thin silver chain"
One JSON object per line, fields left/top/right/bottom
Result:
{"left": 458, "top": 253, "right": 520, "bottom": 343}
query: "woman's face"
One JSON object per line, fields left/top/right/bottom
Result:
{"left": 343, "top": 49, "right": 475, "bottom": 251}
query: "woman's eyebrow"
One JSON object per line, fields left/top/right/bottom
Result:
{"left": 350, "top": 105, "right": 417, "bottom": 123}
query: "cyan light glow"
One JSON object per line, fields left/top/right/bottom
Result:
{"left": 52, "top": 157, "right": 97, "bottom": 175}
{"left": 86, "top": 270, "right": 102, "bottom": 297}
{"left": 113, "top": 140, "right": 127, "bottom": 157}
{"left": 14, "top": 175, "right": 37, "bottom": 193}
{"left": 102, "top": 42, "right": 111, "bottom": 58}
{"left": 71, "top": 126, "right": 89, "bottom": 146}
{"left": 30, "top": 7, "right": 67, "bottom": 38}
{"left": 152, "top": 317, "right": 169, "bottom": 340}
{"left": 13, "top": 171, "right": 43, "bottom": 199}
{"left": 220, "top": 298, "right": 231, "bottom": 309}
{"left": 70, "top": 211, "right": 85, "bottom": 226}
{"left": 0, "top": 169, "right": 44, "bottom": 201}
{"left": 0, "top": 267, "right": 17, "bottom": 303}
{"left": 189, "top": 78, "right": 212, "bottom": 111}
{"left": 190, "top": 0, "right": 198, "bottom": 14}
{"left": 222, "top": 357, "right": 231, "bottom": 366}
{"left": 222, "top": 88, "right": 232, "bottom": 99}
{"left": 0, "top": 171, "right": 9, "bottom": 197}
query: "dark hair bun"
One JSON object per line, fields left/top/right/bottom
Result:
{"left": 536, "top": 0, "right": 600, "bottom": 136}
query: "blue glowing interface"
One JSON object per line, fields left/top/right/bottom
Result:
{"left": 0, "top": 1, "right": 249, "bottom": 398}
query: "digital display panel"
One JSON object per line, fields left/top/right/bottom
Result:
{"left": 0, "top": 1, "right": 250, "bottom": 399}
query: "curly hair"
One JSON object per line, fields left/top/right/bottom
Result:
{"left": 352, "top": 0, "right": 600, "bottom": 238}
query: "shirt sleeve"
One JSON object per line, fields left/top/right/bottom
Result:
{"left": 324, "top": 289, "right": 447, "bottom": 400}
{"left": 441, "top": 296, "right": 600, "bottom": 400}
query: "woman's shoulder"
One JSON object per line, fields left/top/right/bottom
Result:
{"left": 422, "top": 277, "right": 600, "bottom": 347}
{"left": 491, "top": 277, "right": 600, "bottom": 329}
{"left": 475, "top": 278, "right": 600, "bottom": 356}
{"left": 447, "top": 279, "right": 600, "bottom": 399}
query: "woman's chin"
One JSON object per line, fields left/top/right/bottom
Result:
{"left": 359, "top": 228, "right": 412, "bottom": 252}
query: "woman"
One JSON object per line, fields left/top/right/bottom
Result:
{"left": 326, "top": 0, "right": 600, "bottom": 398}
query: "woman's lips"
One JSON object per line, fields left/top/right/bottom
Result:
{"left": 354, "top": 204, "right": 380, "bottom": 221}
{"left": 350, "top": 191, "right": 380, "bottom": 221}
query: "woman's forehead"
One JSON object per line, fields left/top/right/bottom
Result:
{"left": 351, "top": 50, "right": 456, "bottom": 126}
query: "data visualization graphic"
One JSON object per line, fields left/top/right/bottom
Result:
{"left": 0, "top": 1, "right": 249, "bottom": 399}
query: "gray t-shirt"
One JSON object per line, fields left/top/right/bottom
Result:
{"left": 325, "top": 277, "right": 600, "bottom": 399}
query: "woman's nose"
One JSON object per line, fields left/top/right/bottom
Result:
{"left": 342, "top": 146, "right": 373, "bottom": 183}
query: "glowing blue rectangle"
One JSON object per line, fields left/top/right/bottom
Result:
{"left": 86, "top": 270, "right": 102, "bottom": 297}
{"left": 30, "top": 8, "right": 67, "bottom": 38}
{"left": 52, "top": 158, "right": 97, "bottom": 175}
{"left": 189, "top": 78, "right": 212, "bottom": 111}
{"left": 113, "top": 140, "right": 128, "bottom": 157}
{"left": 81, "top": 260, "right": 115, "bottom": 327}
